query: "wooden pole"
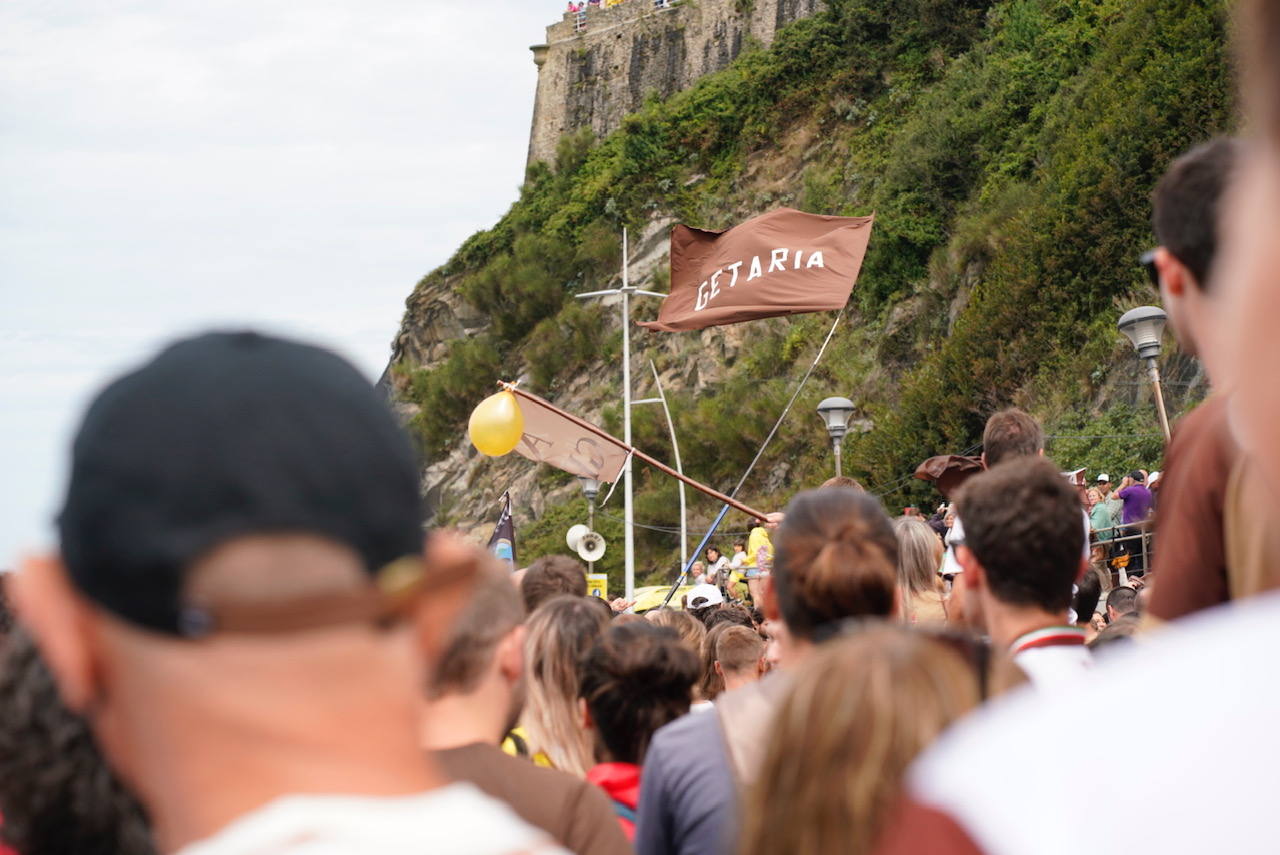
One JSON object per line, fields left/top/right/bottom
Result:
{"left": 505, "top": 384, "right": 769, "bottom": 522}
{"left": 1146, "top": 359, "right": 1172, "bottom": 442}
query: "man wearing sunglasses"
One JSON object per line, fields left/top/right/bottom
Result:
{"left": 1144, "top": 138, "right": 1280, "bottom": 622}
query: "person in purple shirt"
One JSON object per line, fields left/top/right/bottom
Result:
{"left": 1117, "top": 471, "right": 1153, "bottom": 524}
{"left": 1117, "top": 471, "right": 1153, "bottom": 573}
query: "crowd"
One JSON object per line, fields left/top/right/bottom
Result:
{"left": 565, "top": 0, "right": 670, "bottom": 17}
{"left": 0, "top": 1, "right": 1278, "bottom": 853}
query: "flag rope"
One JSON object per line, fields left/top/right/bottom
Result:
{"left": 597, "top": 450, "right": 632, "bottom": 507}
{"left": 660, "top": 311, "right": 843, "bottom": 606}
{"left": 729, "top": 311, "right": 843, "bottom": 498}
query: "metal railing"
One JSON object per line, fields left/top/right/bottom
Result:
{"left": 1092, "top": 522, "right": 1152, "bottom": 586}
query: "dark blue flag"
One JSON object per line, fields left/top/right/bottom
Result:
{"left": 488, "top": 491, "right": 517, "bottom": 569}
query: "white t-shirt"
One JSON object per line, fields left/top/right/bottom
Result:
{"left": 706, "top": 556, "right": 729, "bottom": 582}
{"left": 1008, "top": 626, "right": 1091, "bottom": 688}
{"left": 905, "top": 592, "right": 1280, "bottom": 855}
{"left": 177, "top": 784, "right": 565, "bottom": 855}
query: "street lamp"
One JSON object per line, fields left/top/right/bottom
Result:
{"left": 577, "top": 476, "right": 601, "bottom": 572}
{"left": 577, "top": 476, "right": 601, "bottom": 505}
{"left": 816, "top": 396, "right": 856, "bottom": 477}
{"left": 1118, "top": 306, "right": 1171, "bottom": 441}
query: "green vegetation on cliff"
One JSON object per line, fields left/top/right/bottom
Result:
{"left": 398, "top": 0, "right": 1231, "bottom": 582}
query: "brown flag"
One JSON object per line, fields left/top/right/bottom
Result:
{"left": 513, "top": 392, "right": 629, "bottom": 483}
{"left": 639, "top": 208, "right": 875, "bottom": 332}
{"left": 914, "top": 455, "right": 985, "bottom": 499}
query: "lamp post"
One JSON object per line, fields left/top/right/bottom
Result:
{"left": 1118, "top": 306, "right": 1172, "bottom": 442}
{"left": 577, "top": 476, "right": 601, "bottom": 573}
{"left": 816, "top": 396, "right": 856, "bottom": 477}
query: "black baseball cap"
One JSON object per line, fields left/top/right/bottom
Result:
{"left": 58, "top": 331, "right": 426, "bottom": 636}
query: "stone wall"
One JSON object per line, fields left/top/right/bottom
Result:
{"left": 527, "top": 0, "right": 824, "bottom": 165}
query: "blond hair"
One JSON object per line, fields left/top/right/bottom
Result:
{"left": 698, "top": 623, "right": 730, "bottom": 701}
{"left": 892, "top": 517, "right": 943, "bottom": 598}
{"left": 741, "top": 626, "right": 980, "bottom": 855}
{"left": 715, "top": 625, "right": 764, "bottom": 675}
{"left": 519, "top": 595, "right": 608, "bottom": 776}
{"left": 646, "top": 607, "right": 707, "bottom": 655}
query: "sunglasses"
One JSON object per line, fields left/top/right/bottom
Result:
{"left": 1140, "top": 249, "right": 1159, "bottom": 287}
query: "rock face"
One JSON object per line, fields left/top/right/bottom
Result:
{"left": 528, "top": 0, "right": 824, "bottom": 166}
{"left": 388, "top": 217, "right": 748, "bottom": 541}
{"left": 392, "top": 274, "right": 488, "bottom": 368}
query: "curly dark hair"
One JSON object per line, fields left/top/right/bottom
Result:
{"left": 0, "top": 628, "right": 155, "bottom": 855}
{"left": 578, "top": 622, "right": 699, "bottom": 765}
{"left": 956, "top": 456, "right": 1083, "bottom": 613}
{"left": 703, "top": 604, "right": 755, "bottom": 632}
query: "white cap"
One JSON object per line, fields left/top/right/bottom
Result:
{"left": 1149, "top": 470, "right": 1162, "bottom": 485}
{"left": 1097, "top": 473, "right": 1111, "bottom": 482}
{"left": 686, "top": 583, "right": 725, "bottom": 610}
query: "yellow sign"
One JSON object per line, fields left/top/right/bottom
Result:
{"left": 586, "top": 573, "right": 608, "bottom": 600}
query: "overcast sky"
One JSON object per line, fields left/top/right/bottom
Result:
{"left": 0, "top": 1, "right": 555, "bottom": 563}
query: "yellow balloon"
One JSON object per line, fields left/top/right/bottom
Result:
{"left": 468, "top": 390, "right": 525, "bottom": 456}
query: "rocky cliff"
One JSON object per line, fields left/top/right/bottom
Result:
{"left": 389, "top": 0, "right": 1230, "bottom": 586}
{"left": 390, "top": 216, "right": 756, "bottom": 542}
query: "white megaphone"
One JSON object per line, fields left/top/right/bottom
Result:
{"left": 566, "top": 524, "right": 590, "bottom": 552}
{"left": 566, "top": 524, "right": 606, "bottom": 562}
{"left": 576, "top": 530, "right": 606, "bottom": 563}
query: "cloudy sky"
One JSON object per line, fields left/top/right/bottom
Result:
{"left": 1, "top": 0, "right": 554, "bottom": 563}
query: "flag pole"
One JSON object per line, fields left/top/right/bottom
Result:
{"left": 571, "top": 228, "right": 667, "bottom": 599}
{"left": 503, "top": 384, "right": 768, "bottom": 522}
{"left": 621, "top": 226, "right": 635, "bottom": 601}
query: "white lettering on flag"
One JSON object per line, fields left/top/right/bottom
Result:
{"left": 768, "top": 248, "right": 788, "bottom": 273}
{"left": 691, "top": 248, "right": 832, "bottom": 312}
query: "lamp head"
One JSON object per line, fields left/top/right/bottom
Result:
{"left": 1118, "top": 306, "right": 1167, "bottom": 361}
{"left": 816, "top": 396, "right": 856, "bottom": 441}
{"left": 577, "top": 476, "right": 601, "bottom": 502}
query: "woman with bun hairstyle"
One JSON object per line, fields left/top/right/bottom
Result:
{"left": 702, "top": 487, "right": 903, "bottom": 755}
{"left": 579, "top": 621, "right": 699, "bottom": 841}
{"left": 766, "top": 487, "right": 899, "bottom": 662}
{"left": 635, "top": 487, "right": 901, "bottom": 855}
